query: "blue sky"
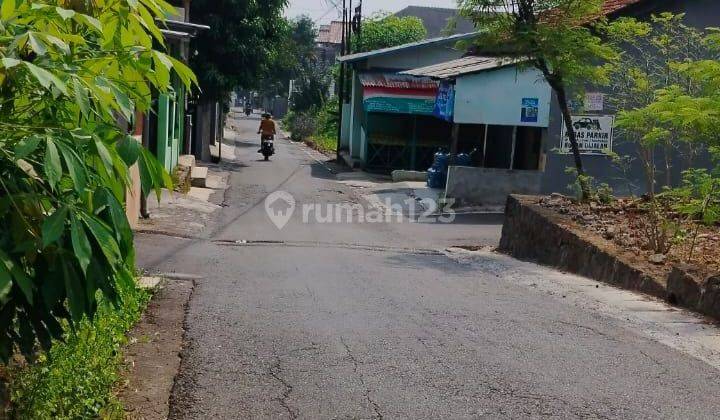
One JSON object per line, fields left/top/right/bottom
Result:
{"left": 285, "top": 0, "right": 459, "bottom": 23}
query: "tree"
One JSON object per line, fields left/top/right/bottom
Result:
{"left": 607, "top": 13, "right": 715, "bottom": 194}
{"left": 189, "top": 0, "right": 288, "bottom": 99}
{"left": 354, "top": 13, "right": 427, "bottom": 53}
{"left": 458, "top": 0, "right": 619, "bottom": 198}
{"left": 261, "top": 16, "right": 327, "bottom": 107}
{"left": 0, "top": 0, "right": 192, "bottom": 360}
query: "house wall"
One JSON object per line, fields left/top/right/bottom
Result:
{"left": 454, "top": 66, "right": 552, "bottom": 127}
{"left": 445, "top": 166, "right": 543, "bottom": 206}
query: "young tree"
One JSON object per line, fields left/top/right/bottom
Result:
{"left": 458, "top": 0, "right": 619, "bottom": 197}
{"left": 0, "top": 0, "right": 192, "bottom": 359}
{"left": 607, "top": 13, "right": 714, "bottom": 193}
{"left": 353, "top": 13, "right": 427, "bottom": 53}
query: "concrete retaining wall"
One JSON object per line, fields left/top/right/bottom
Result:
{"left": 499, "top": 195, "right": 666, "bottom": 298}
{"left": 445, "top": 167, "right": 542, "bottom": 206}
{"left": 499, "top": 195, "right": 720, "bottom": 320}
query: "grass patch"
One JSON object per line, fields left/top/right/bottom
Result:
{"left": 307, "top": 134, "right": 337, "bottom": 154}
{"left": 8, "top": 283, "right": 150, "bottom": 419}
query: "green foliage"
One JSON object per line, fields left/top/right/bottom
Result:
{"left": 565, "top": 167, "right": 614, "bottom": 203}
{"left": 283, "top": 110, "right": 316, "bottom": 142}
{"left": 284, "top": 98, "right": 339, "bottom": 153}
{"left": 353, "top": 13, "right": 427, "bottom": 53}
{"left": 639, "top": 198, "right": 681, "bottom": 255}
{"left": 667, "top": 168, "right": 720, "bottom": 260}
{"left": 190, "top": 0, "right": 288, "bottom": 98}
{"left": 314, "top": 97, "right": 339, "bottom": 142}
{"left": 9, "top": 282, "right": 149, "bottom": 419}
{"left": 669, "top": 169, "right": 720, "bottom": 226}
{"left": 0, "top": 0, "right": 193, "bottom": 360}
{"left": 610, "top": 13, "right": 720, "bottom": 192}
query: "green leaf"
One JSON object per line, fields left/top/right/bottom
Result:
{"left": 72, "top": 78, "right": 91, "bottom": 117}
{"left": 1, "top": 57, "right": 21, "bottom": 69}
{"left": 56, "top": 141, "right": 87, "bottom": 193}
{"left": 138, "top": 146, "right": 166, "bottom": 200}
{"left": 116, "top": 135, "right": 141, "bottom": 166}
{"left": 1, "top": 0, "right": 15, "bottom": 21}
{"left": 99, "top": 188, "right": 134, "bottom": 258}
{"left": 0, "top": 250, "right": 32, "bottom": 303}
{"left": 70, "top": 214, "right": 92, "bottom": 274}
{"left": 14, "top": 135, "right": 42, "bottom": 159}
{"left": 44, "top": 34, "right": 70, "bottom": 55}
{"left": 0, "top": 263, "right": 12, "bottom": 304}
{"left": 74, "top": 13, "right": 102, "bottom": 32}
{"left": 82, "top": 215, "right": 121, "bottom": 266}
{"left": 93, "top": 135, "right": 113, "bottom": 172}
{"left": 27, "top": 33, "right": 47, "bottom": 56}
{"left": 24, "top": 62, "right": 68, "bottom": 95}
{"left": 44, "top": 138, "right": 62, "bottom": 188}
{"left": 109, "top": 81, "right": 133, "bottom": 119}
{"left": 61, "top": 259, "right": 85, "bottom": 322}
{"left": 55, "top": 6, "right": 75, "bottom": 20}
{"left": 168, "top": 55, "right": 198, "bottom": 88}
{"left": 42, "top": 206, "right": 68, "bottom": 247}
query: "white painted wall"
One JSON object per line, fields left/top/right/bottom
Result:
{"left": 454, "top": 66, "right": 552, "bottom": 127}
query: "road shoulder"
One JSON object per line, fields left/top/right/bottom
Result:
{"left": 119, "top": 279, "right": 195, "bottom": 420}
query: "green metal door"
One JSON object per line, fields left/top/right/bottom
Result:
{"left": 157, "top": 86, "right": 185, "bottom": 171}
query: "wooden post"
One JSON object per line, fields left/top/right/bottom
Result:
{"left": 509, "top": 126, "right": 518, "bottom": 170}
{"left": 481, "top": 124, "right": 489, "bottom": 167}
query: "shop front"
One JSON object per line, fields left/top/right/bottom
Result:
{"left": 401, "top": 56, "right": 554, "bottom": 206}
{"left": 359, "top": 74, "right": 453, "bottom": 171}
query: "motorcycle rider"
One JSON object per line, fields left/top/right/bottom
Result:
{"left": 257, "top": 112, "right": 276, "bottom": 153}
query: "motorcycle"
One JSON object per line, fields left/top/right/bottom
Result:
{"left": 244, "top": 106, "right": 252, "bottom": 116}
{"left": 260, "top": 134, "right": 275, "bottom": 161}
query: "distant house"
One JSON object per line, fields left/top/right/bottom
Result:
{"left": 316, "top": 21, "right": 346, "bottom": 64}
{"left": 393, "top": 6, "right": 475, "bottom": 38}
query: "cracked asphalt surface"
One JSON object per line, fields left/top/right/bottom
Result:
{"left": 136, "top": 113, "right": 720, "bottom": 419}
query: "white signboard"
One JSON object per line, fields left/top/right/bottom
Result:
{"left": 560, "top": 115, "right": 615, "bottom": 155}
{"left": 585, "top": 92, "right": 604, "bottom": 111}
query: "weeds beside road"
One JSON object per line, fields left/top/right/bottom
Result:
{"left": 6, "top": 283, "right": 149, "bottom": 419}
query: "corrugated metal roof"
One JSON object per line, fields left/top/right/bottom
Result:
{"left": 359, "top": 73, "right": 438, "bottom": 89}
{"left": 337, "top": 31, "right": 479, "bottom": 64}
{"left": 400, "top": 56, "right": 523, "bottom": 79}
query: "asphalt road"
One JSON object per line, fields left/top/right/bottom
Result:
{"left": 137, "top": 112, "right": 720, "bottom": 419}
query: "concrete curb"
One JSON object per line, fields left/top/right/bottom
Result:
{"left": 499, "top": 195, "right": 720, "bottom": 319}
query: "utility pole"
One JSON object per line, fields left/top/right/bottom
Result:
{"left": 335, "top": 0, "right": 347, "bottom": 162}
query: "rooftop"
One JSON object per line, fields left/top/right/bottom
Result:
{"left": 337, "top": 31, "right": 479, "bottom": 64}
{"left": 400, "top": 56, "right": 523, "bottom": 79}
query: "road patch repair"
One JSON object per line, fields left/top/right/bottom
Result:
{"left": 499, "top": 195, "right": 720, "bottom": 320}
{"left": 119, "top": 277, "right": 195, "bottom": 419}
